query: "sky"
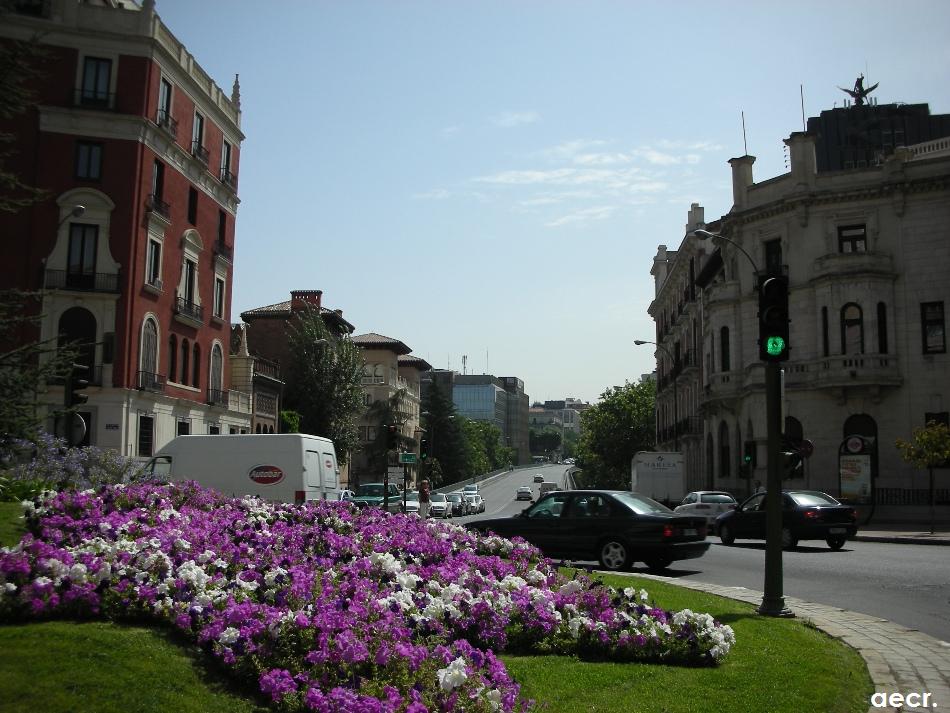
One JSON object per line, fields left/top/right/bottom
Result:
{"left": 153, "top": 0, "right": 950, "bottom": 405}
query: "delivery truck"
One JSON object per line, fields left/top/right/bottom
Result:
{"left": 144, "top": 433, "right": 341, "bottom": 504}
{"left": 630, "top": 451, "right": 684, "bottom": 507}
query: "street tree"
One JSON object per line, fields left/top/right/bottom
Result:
{"left": 282, "top": 306, "right": 364, "bottom": 465}
{"left": 575, "top": 379, "right": 656, "bottom": 489}
{"left": 420, "top": 381, "right": 466, "bottom": 485}
{"left": 895, "top": 420, "right": 950, "bottom": 534}
{"left": 0, "top": 290, "right": 77, "bottom": 454}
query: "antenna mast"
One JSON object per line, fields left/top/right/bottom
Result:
{"left": 800, "top": 84, "right": 806, "bottom": 132}
{"left": 741, "top": 111, "right": 748, "bottom": 155}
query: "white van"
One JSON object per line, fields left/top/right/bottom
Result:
{"left": 144, "top": 434, "right": 340, "bottom": 504}
{"left": 538, "top": 482, "right": 558, "bottom": 497}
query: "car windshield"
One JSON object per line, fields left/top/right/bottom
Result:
{"left": 431, "top": 493, "right": 446, "bottom": 502}
{"left": 612, "top": 492, "right": 673, "bottom": 514}
{"left": 463, "top": 485, "right": 478, "bottom": 493}
{"left": 404, "top": 492, "right": 419, "bottom": 502}
{"left": 356, "top": 484, "right": 384, "bottom": 496}
{"left": 701, "top": 494, "right": 736, "bottom": 504}
{"left": 447, "top": 494, "right": 462, "bottom": 502}
{"left": 788, "top": 491, "right": 840, "bottom": 506}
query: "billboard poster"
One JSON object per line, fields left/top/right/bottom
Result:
{"left": 839, "top": 454, "right": 871, "bottom": 502}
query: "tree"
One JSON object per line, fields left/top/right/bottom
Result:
{"left": 0, "top": 15, "right": 49, "bottom": 213}
{"left": 363, "top": 387, "right": 412, "bottom": 480}
{"left": 282, "top": 306, "right": 364, "bottom": 465}
{"left": 575, "top": 380, "right": 656, "bottom": 489}
{"left": 0, "top": 290, "right": 76, "bottom": 454}
{"left": 529, "top": 428, "right": 561, "bottom": 456}
{"left": 420, "top": 381, "right": 467, "bottom": 485}
{"left": 895, "top": 420, "right": 950, "bottom": 534}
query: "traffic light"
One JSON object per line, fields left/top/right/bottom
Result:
{"left": 420, "top": 438, "right": 430, "bottom": 461}
{"left": 64, "top": 363, "right": 90, "bottom": 408}
{"left": 781, "top": 449, "right": 804, "bottom": 479}
{"left": 385, "top": 423, "right": 398, "bottom": 450}
{"left": 743, "top": 440, "right": 756, "bottom": 468}
{"left": 758, "top": 275, "right": 790, "bottom": 362}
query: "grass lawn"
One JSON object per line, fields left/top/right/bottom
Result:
{"left": 0, "top": 507, "right": 872, "bottom": 712}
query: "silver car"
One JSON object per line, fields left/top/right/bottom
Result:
{"left": 429, "top": 491, "right": 451, "bottom": 519}
{"left": 400, "top": 491, "right": 420, "bottom": 516}
{"left": 674, "top": 491, "right": 737, "bottom": 524}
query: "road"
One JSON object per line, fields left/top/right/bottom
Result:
{"left": 455, "top": 464, "right": 950, "bottom": 643}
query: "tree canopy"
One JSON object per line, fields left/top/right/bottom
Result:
{"left": 575, "top": 380, "right": 656, "bottom": 489}
{"left": 282, "top": 307, "right": 364, "bottom": 465}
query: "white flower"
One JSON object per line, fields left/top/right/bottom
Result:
{"left": 558, "top": 580, "right": 582, "bottom": 596}
{"left": 485, "top": 689, "right": 502, "bottom": 711}
{"left": 437, "top": 656, "right": 468, "bottom": 692}
{"left": 4, "top": 583, "right": 17, "bottom": 593}
{"left": 68, "top": 563, "right": 88, "bottom": 583}
{"left": 218, "top": 627, "right": 241, "bottom": 645}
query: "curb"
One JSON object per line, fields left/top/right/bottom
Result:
{"left": 624, "top": 573, "right": 950, "bottom": 713}
{"left": 852, "top": 534, "right": 950, "bottom": 546}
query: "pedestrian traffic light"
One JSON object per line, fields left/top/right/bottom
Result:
{"left": 781, "top": 449, "right": 804, "bottom": 479}
{"left": 758, "top": 275, "right": 790, "bottom": 362}
{"left": 385, "top": 423, "right": 398, "bottom": 450}
{"left": 420, "top": 438, "right": 430, "bottom": 461}
{"left": 743, "top": 440, "right": 756, "bottom": 468}
{"left": 64, "top": 363, "right": 90, "bottom": 408}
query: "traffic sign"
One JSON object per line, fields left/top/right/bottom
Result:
{"left": 398, "top": 452, "right": 417, "bottom": 464}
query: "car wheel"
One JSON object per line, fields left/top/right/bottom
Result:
{"left": 826, "top": 535, "right": 846, "bottom": 550}
{"left": 644, "top": 558, "right": 673, "bottom": 572}
{"left": 598, "top": 538, "right": 630, "bottom": 571}
{"left": 781, "top": 527, "right": 798, "bottom": 550}
{"left": 719, "top": 523, "right": 735, "bottom": 545}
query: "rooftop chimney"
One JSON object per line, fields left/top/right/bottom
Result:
{"left": 290, "top": 290, "right": 322, "bottom": 312}
{"left": 729, "top": 155, "right": 756, "bottom": 211}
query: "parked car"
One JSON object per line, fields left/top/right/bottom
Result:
{"left": 463, "top": 484, "right": 479, "bottom": 495}
{"left": 400, "top": 490, "right": 420, "bottom": 516}
{"left": 538, "top": 482, "right": 558, "bottom": 498}
{"left": 429, "top": 491, "right": 452, "bottom": 519}
{"left": 674, "top": 491, "right": 737, "bottom": 524}
{"left": 516, "top": 485, "right": 533, "bottom": 501}
{"left": 446, "top": 492, "right": 468, "bottom": 516}
{"left": 533, "top": 473, "right": 545, "bottom": 483}
{"left": 466, "top": 490, "right": 709, "bottom": 572}
{"left": 715, "top": 490, "right": 858, "bottom": 550}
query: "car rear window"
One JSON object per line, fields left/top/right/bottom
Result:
{"left": 701, "top": 494, "right": 736, "bottom": 504}
{"left": 612, "top": 492, "right": 672, "bottom": 514}
{"left": 788, "top": 491, "right": 840, "bottom": 506}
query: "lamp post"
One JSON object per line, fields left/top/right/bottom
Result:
{"left": 690, "top": 229, "right": 792, "bottom": 618}
{"left": 57, "top": 204, "right": 86, "bottom": 229}
{"left": 634, "top": 339, "right": 678, "bottom": 451}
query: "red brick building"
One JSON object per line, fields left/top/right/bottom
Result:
{"left": 0, "top": 0, "right": 249, "bottom": 457}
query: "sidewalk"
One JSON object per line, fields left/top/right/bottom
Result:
{"left": 634, "top": 572, "right": 950, "bottom": 713}
{"left": 853, "top": 525, "right": 950, "bottom": 546}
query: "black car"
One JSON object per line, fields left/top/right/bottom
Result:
{"left": 466, "top": 489, "right": 710, "bottom": 572}
{"left": 715, "top": 490, "right": 858, "bottom": 550}
{"left": 445, "top": 492, "right": 467, "bottom": 517}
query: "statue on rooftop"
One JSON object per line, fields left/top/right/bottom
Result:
{"left": 838, "top": 74, "right": 879, "bottom": 106}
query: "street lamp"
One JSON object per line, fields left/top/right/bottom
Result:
{"left": 634, "top": 339, "right": 678, "bottom": 451}
{"left": 57, "top": 204, "right": 86, "bottom": 229}
{"left": 688, "top": 229, "right": 792, "bottom": 618}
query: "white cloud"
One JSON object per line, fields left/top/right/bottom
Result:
{"left": 441, "top": 125, "right": 462, "bottom": 138}
{"left": 491, "top": 111, "right": 540, "bottom": 128}
{"left": 412, "top": 188, "right": 451, "bottom": 200}
{"left": 545, "top": 206, "right": 615, "bottom": 228}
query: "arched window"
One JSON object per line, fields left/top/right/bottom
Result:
{"left": 256, "top": 423, "right": 262, "bottom": 433}
{"left": 877, "top": 302, "right": 888, "bottom": 354}
{"left": 210, "top": 343, "right": 223, "bottom": 391}
{"left": 192, "top": 343, "right": 200, "bottom": 387}
{"left": 840, "top": 303, "right": 864, "bottom": 355}
{"left": 720, "top": 326, "right": 730, "bottom": 372}
{"left": 168, "top": 335, "right": 177, "bottom": 380}
{"left": 718, "top": 421, "right": 730, "bottom": 480}
{"left": 180, "top": 338, "right": 189, "bottom": 384}
{"left": 141, "top": 318, "right": 158, "bottom": 378}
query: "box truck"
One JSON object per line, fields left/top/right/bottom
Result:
{"left": 144, "top": 434, "right": 341, "bottom": 504}
{"left": 630, "top": 451, "right": 684, "bottom": 506}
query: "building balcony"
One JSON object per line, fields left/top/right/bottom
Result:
{"left": 207, "top": 387, "right": 228, "bottom": 406}
{"left": 191, "top": 141, "right": 210, "bottom": 166}
{"left": 45, "top": 269, "right": 119, "bottom": 294}
{"left": 174, "top": 297, "right": 203, "bottom": 325}
{"left": 705, "top": 370, "right": 741, "bottom": 399}
{"left": 138, "top": 370, "right": 165, "bottom": 393}
{"left": 146, "top": 193, "right": 171, "bottom": 220}
{"left": 253, "top": 356, "right": 281, "bottom": 382}
{"left": 220, "top": 168, "right": 237, "bottom": 190}
{"left": 74, "top": 89, "right": 116, "bottom": 111}
{"left": 154, "top": 109, "right": 178, "bottom": 139}
{"left": 812, "top": 251, "right": 896, "bottom": 281}
{"left": 783, "top": 354, "right": 902, "bottom": 391}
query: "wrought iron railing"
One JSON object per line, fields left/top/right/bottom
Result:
{"left": 45, "top": 269, "right": 119, "bottom": 293}
{"left": 138, "top": 370, "right": 165, "bottom": 392}
{"left": 220, "top": 168, "right": 237, "bottom": 189}
{"left": 146, "top": 193, "right": 170, "bottom": 219}
{"left": 155, "top": 109, "right": 178, "bottom": 138}
{"left": 175, "top": 297, "right": 203, "bottom": 322}
{"left": 207, "top": 388, "right": 228, "bottom": 406}
{"left": 191, "top": 141, "right": 210, "bottom": 165}
{"left": 74, "top": 89, "right": 115, "bottom": 110}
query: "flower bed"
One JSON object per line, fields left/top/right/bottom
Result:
{"left": 0, "top": 482, "right": 734, "bottom": 711}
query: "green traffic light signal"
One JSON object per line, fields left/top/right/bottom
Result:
{"left": 765, "top": 335, "right": 787, "bottom": 357}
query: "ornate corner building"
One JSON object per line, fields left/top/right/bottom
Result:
{"left": 0, "top": 0, "right": 247, "bottom": 457}
{"left": 649, "top": 90, "right": 950, "bottom": 507}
